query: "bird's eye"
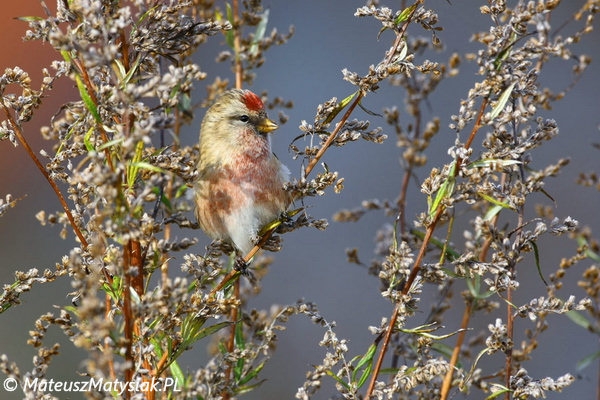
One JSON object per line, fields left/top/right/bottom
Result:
{"left": 239, "top": 115, "right": 250, "bottom": 122}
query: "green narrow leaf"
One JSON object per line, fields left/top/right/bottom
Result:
{"left": 485, "top": 387, "right": 511, "bottom": 399}
{"left": 161, "top": 318, "right": 230, "bottom": 373}
{"left": 126, "top": 140, "right": 145, "bottom": 189}
{"left": 14, "top": 15, "right": 44, "bottom": 22}
{"left": 130, "top": 161, "right": 165, "bottom": 174}
{"left": 529, "top": 240, "right": 549, "bottom": 286}
{"left": 235, "top": 378, "right": 267, "bottom": 395}
{"left": 576, "top": 236, "right": 600, "bottom": 262}
{"left": 483, "top": 204, "right": 503, "bottom": 221}
{"left": 97, "top": 137, "right": 124, "bottom": 151}
{"left": 325, "top": 369, "right": 351, "bottom": 390}
{"left": 237, "top": 360, "right": 266, "bottom": 386}
{"left": 250, "top": 10, "right": 269, "bottom": 55}
{"left": 101, "top": 275, "right": 122, "bottom": 303}
{"left": 113, "top": 59, "right": 127, "bottom": 82}
{"left": 431, "top": 342, "right": 455, "bottom": 360}
{"left": 410, "top": 228, "right": 460, "bottom": 261}
{"left": 428, "top": 162, "right": 456, "bottom": 217}
{"left": 60, "top": 49, "right": 73, "bottom": 63}
{"left": 477, "top": 192, "right": 514, "bottom": 210}
{"left": 493, "top": 31, "right": 517, "bottom": 70}
{"left": 468, "top": 159, "right": 521, "bottom": 169}
{"left": 178, "top": 91, "right": 193, "bottom": 116}
{"left": 225, "top": 3, "right": 234, "bottom": 49}
{"left": 187, "top": 319, "right": 230, "bottom": 345}
{"left": 116, "top": 54, "right": 142, "bottom": 88}
{"left": 83, "top": 126, "right": 95, "bottom": 152}
{"left": 75, "top": 74, "right": 102, "bottom": 123}
{"left": 395, "top": 4, "right": 418, "bottom": 24}
{"left": 356, "top": 362, "right": 373, "bottom": 388}
{"left": 351, "top": 344, "right": 377, "bottom": 385}
{"left": 466, "top": 275, "right": 494, "bottom": 300}
{"left": 489, "top": 82, "right": 515, "bottom": 121}
{"left": 233, "top": 321, "right": 246, "bottom": 380}
{"left": 566, "top": 310, "right": 593, "bottom": 330}
{"left": 168, "top": 359, "right": 186, "bottom": 386}
{"left": 576, "top": 350, "right": 600, "bottom": 371}
{"left": 217, "top": 341, "right": 228, "bottom": 355}
{"left": 356, "top": 344, "right": 377, "bottom": 370}
{"left": 151, "top": 335, "right": 186, "bottom": 384}
{"left": 323, "top": 91, "right": 358, "bottom": 125}
{"left": 175, "top": 184, "right": 188, "bottom": 199}
{"left": 136, "top": 4, "right": 159, "bottom": 25}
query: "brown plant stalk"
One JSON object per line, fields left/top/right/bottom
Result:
{"left": 366, "top": 95, "right": 489, "bottom": 398}
{"left": 1, "top": 102, "right": 90, "bottom": 249}
{"left": 71, "top": 57, "right": 115, "bottom": 172}
{"left": 440, "top": 206, "right": 500, "bottom": 400}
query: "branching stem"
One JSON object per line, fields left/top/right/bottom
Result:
{"left": 1, "top": 101, "right": 90, "bottom": 249}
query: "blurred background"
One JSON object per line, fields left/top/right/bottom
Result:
{"left": 1, "top": 1, "right": 598, "bottom": 399}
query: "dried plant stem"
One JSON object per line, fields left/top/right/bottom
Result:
{"left": 398, "top": 166, "right": 412, "bottom": 236}
{"left": 504, "top": 210, "right": 524, "bottom": 400}
{"left": 153, "top": 350, "right": 171, "bottom": 377}
{"left": 118, "top": 29, "right": 131, "bottom": 72}
{"left": 440, "top": 205, "right": 500, "bottom": 400}
{"left": 304, "top": 93, "right": 363, "bottom": 178}
{"left": 366, "top": 205, "right": 441, "bottom": 397}
{"left": 223, "top": 281, "right": 241, "bottom": 400}
{"left": 366, "top": 95, "right": 490, "bottom": 398}
{"left": 1, "top": 102, "right": 90, "bottom": 249}
{"left": 71, "top": 57, "right": 115, "bottom": 171}
{"left": 122, "top": 243, "right": 135, "bottom": 400}
{"left": 504, "top": 288, "right": 514, "bottom": 400}
{"left": 440, "top": 300, "right": 473, "bottom": 399}
{"left": 233, "top": 0, "right": 243, "bottom": 90}
{"left": 461, "top": 97, "right": 488, "bottom": 168}
{"left": 397, "top": 106, "right": 423, "bottom": 236}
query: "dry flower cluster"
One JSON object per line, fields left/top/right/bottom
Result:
{"left": 1, "top": 0, "right": 599, "bottom": 399}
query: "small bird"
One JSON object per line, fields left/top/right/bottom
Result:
{"left": 194, "top": 89, "right": 291, "bottom": 259}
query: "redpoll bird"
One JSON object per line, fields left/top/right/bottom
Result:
{"left": 194, "top": 89, "right": 292, "bottom": 258}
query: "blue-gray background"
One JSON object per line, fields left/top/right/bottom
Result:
{"left": 1, "top": 1, "right": 598, "bottom": 399}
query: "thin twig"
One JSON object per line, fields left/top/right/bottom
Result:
{"left": 71, "top": 57, "right": 115, "bottom": 171}
{"left": 440, "top": 300, "right": 473, "bottom": 398}
{"left": 122, "top": 242, "right": 134, "bottom": 400}
{"left": 1, "top": 102, "right": 90, "bottom": 249}
{"left": 303, "top": 93, "right": 364, "bottom": 178}
{"left": 233, "top": 0, "right": 243, "bottom": 90}
{"left": 440, "top": 197, "right": 500, "bottom": 400}
{"left": 365, "top": 205, "right": 441, "bottom": 397}
{"left": 503, "top": 120, "right": 527, "bottom": 400}
{"left": 365, "top": 92, "right": 490, "bottom": 398}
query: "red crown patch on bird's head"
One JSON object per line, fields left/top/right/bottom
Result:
{"left": 242, "top": 90, "right": 264, "bottom": 112}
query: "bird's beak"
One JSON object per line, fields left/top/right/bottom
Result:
{"left": 257, "top": 117, "right": 278, "bottom": 134}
